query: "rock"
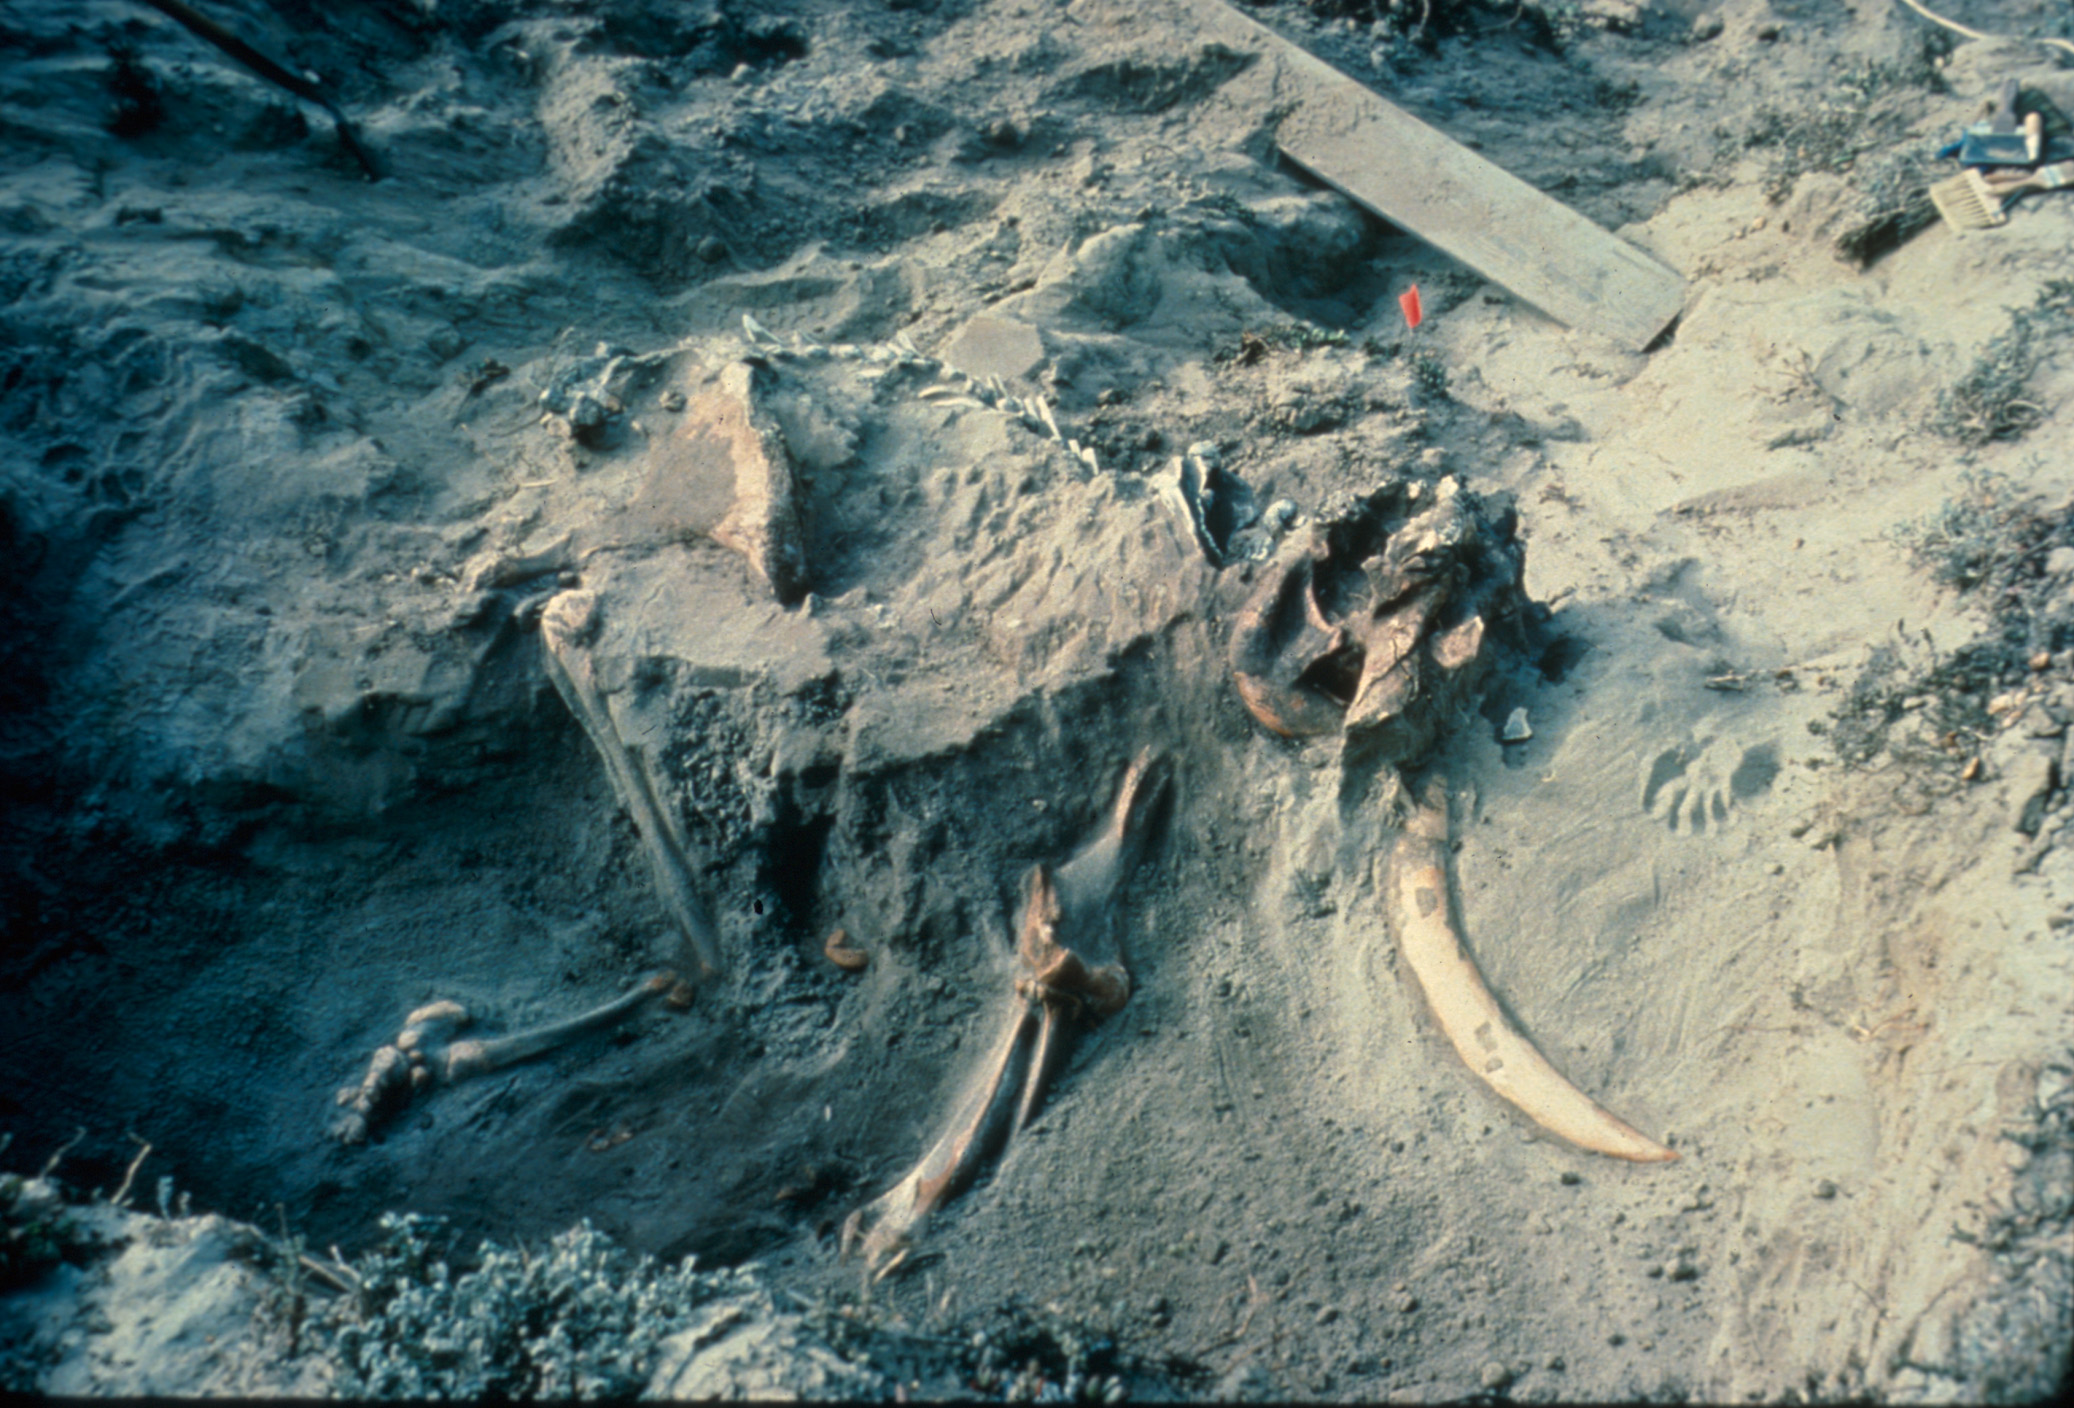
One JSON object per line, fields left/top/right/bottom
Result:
{"left": 0, "top": 1182, "right": 329, "bottom": 1397}
{"left": 459, "top": 535, "right": 576, "bottom": 593}
{"left": 701, "top": 362, "right": 811, "bottom": 604}
{"left": 645, "top": 1295, "right": 884, "bottom": 1400}
{"left": 942, "top": 313, "right": 1046, "bottom": 382}
{"left": 2006, "top": 748, "right": 2058, "bottom": 835}
{"left": 2022, "top": 703, "right": 2066, "bottom": 739}
{"left": 1479, "top": 1359, "right": 1515, "bottom": 1391}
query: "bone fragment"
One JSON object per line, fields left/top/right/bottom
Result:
{"left": 824, "top": 927, "right": 870, "bottom": 972}
{"left": 704, "top": 361, "right": 809, "bottom": 604}
{"left": 1228, "top": 541, "right": 1356, "bottom": 738}
{"left": 332, "top": 974, "right": 675, "bottom": 1144}
{"left": 540, "top": 590, "right": 724, "bottom": 980}
{"left": 444, "top": 974, "right": 675, "bottom": 1079}
{"left": 842, "top": 751, "right": 1170, "bottom": 1274}
{"left": 1387, "top": 779, "right": 1677, "bottom": 1162}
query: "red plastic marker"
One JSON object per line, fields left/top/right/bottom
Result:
{"left": 1400, "top": 284, "right": 1423, "bottom": 329}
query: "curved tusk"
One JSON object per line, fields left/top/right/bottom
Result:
{"left": 1386, "top": 781, "right": 1677, "bottom": 1163}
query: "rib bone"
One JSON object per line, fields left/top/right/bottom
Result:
{"left": 540, "top": 590, "right": 723, "bottom": 982}
{"left": 1387, "top": 778, "right": 1676, "bottom": 1162}
{"left": 841, "top": 751, "right": 1171, "bottom": 1275}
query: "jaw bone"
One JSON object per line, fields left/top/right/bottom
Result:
{"left": 1388, "top": 777, "right": 1676, "bottom": 1162}
{"left": 332, "top": 973, "right": 675, "bottom": 1144}
{"left": 842, "top": 751, "right": 1172, "bottom": 1276}
{"left": 539, "top": 590, "right": 724, "bottom": 985}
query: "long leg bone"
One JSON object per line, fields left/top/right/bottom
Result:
{"left": 842, "top": 750, "right": 1171, "bottom": 1275}
{"left": 540, "top": 590, "right": 723, "bottom": 983}
{"left": 331, "top": 973, "right": 675, "bottom": 1144}
{"left": 442, "top": 973, "right": 675, "bottom": 1079}
{"left": 1388, "top": 778, "right": 1676, "bottom": 1162}
{"left": 838, "top": 1001, "right": 1041, "bottom": 1276}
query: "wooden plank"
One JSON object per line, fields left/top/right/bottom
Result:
{"left": 1181, "top": 0, "right": 1685, "bottom": 350}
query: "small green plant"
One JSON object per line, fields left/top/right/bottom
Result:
{"left": 802, "top": 1290, "right": 1203, "bottom": 1401}
{"left": 1830, "top": 472, "right": 2074, "bottom": 769}
{"left": 1214, "top": 322, "right": 1349, "bottom": 366}
{"left": 1301, "top": 2, "right": 1592, "bottom": 58}
{"left": 1408, "top": 347, "right": 1451, "bottom": 399}
{"left": 1740, "top": 56, "right": 1943, "bottom": 204}
{"left": 1891, "top": 470, "right": 2030, "bottom": 589}
{"left": 1824, "top": 633, "right": 2002, "bottom": 770}
{"left": 0, "top": 1174, "right": 93, "bottom": 1294}
{"left": 327, "top": 1213, "right": 751, "bottom": 1399}
{"left": 1934, "top": 280, "right": 2074, "bottom": 446}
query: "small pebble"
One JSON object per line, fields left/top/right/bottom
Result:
{"left": 1479, "top": 1361, "right": 1514, "bottom": 1392}
{"left": 1814, "top": 1178, "right": 1838, "bottom": 1200}
{"left": 1559, "top": 1170, "right": 1582, "bottom": 1186}
{"left": 1544, "top": 1353, "right": 1566, "bottom": 1372}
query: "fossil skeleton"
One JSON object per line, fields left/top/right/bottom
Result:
{"left": 330, "top": 325, "right": 1672, "bottom": 1269}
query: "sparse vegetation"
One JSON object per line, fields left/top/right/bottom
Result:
{"left": 1409, "top": 346, "right": 1451, "bottom": 399}
{"left": 1740, "top": 53, "right": 1946, "bottom": 204}
{"left": 802, "top": 1290, "right": 1203, "bottom": 1401}
{"left": 1828, "top": 472, "right": 2074, "bottom": 770}
{"left": 326, "top": 1213, "right": 750, "bottom": 1399}
{"left": 321, "top": 1212, "right": 1194, "bottom": 1402}
{"left": 1941, "top": 1054, "right": 2074, "bottom": 1401}
{"left": 1893, "top": 469, "right": 2034, "bottom": 590}
{"left": 1291, "top": 1, "right": 1594, "bottom": 58}
{"left": 0, "top": 1174, "right": 92, "bottom": 1295}
{"left": 1213, "top": 322, "right": 1350, "bottom": 366}
{"left": 1935, "top": 281, "right": 2074, "bottom": 446}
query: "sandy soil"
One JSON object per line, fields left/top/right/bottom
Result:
{"left": 3, "top": 0, "right": 2072, "bottom": 1399}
